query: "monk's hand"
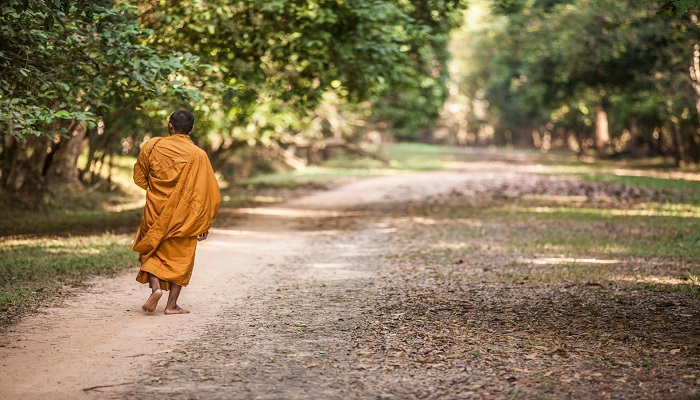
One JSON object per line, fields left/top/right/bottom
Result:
{"left": 197, "top": 231, "right": 209, "bottom": 241}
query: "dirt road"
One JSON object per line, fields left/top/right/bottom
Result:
{"left": 1, "top": 151, "right": 698, "bottom": 400}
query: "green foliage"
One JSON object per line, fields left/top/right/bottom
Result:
{"left": 0, "top": 0, "right": 199, "bottom": 141}
{"left": 454, "top": 0, "right": 700, "bottom": 159}
{"left": 657, "top": 0, "right": 700, "bottom": 16}
{"left": 139, "top": 0, "right": 467, "bottom": 145}
{"left": 371, "top": 0, "right": 468, "bottom": 140}
{"left": 1, "top": 0, "right": 468, "bottom": 201}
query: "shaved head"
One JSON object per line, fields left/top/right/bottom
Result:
{"left": 169, "top": 110, "right": 195, "bottom": 134}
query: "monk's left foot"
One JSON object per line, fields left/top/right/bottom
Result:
{"left": 164, "top": 305, "right": 190, "bottom": 315}
{"left": 142, "top": 289, "right": 162, "bottom": 312}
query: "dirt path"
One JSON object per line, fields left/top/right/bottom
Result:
{"left": 1, "top": 151, "right": 698, "bottom": 399}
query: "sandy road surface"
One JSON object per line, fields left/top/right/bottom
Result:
{"left": 0, "top": 163, "right": 499, "bottom": 400}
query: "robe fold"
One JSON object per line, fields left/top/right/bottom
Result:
{"left": 132, "top": 134, "right": 220, "bottom": 291}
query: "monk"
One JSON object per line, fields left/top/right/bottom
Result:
{"left": 132, "top": 110, "right": 220, "bottom": 314}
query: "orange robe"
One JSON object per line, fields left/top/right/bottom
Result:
{"left": 132, "top": 134, "right": 220, "bottom": 290}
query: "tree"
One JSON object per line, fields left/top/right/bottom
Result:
{"left": 139, "top": 0, "right": 467, "bottom": 164}
{"left": 2, "top": 0, "right": 470, "bottom": 203}
{"left": 456, "top": 0, "right": 700, "bottom": 163}
{"left": 370, "top": 0, "right": 468, "bottom": 141}
{"left": 0, "top": 0, "right": 200, "bottom": 204}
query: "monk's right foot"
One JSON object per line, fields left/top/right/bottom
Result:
{"left": 164, "top": 305, "right": 190, "bottom": 315}
{"left": 142, "top": 289, "right": 162, "bottom": 312}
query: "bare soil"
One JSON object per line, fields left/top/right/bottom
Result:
{"left": 1, "top": 149, "right": 699, "bottom": 400}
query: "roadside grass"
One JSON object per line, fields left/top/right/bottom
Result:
{"left": 237, "top": 142, "right": 471, "bottom": 189}
{"left": 0, "top": 233, "right": 138, "bottom": 327}
{"left": 0, "top": 155, "right": 144, "bottom": 327}
{"left": 582, "top": 174, "right": 700, "bottom": 203}
{"left": 0, "top": 207, "right": 142, "bottom": 237}
{"left": 400, "top": 190, "right": 700, "bottom": 294}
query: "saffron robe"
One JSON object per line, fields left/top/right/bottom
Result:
{"left": 132, "top": 134, "right": 220, "bottom": 290}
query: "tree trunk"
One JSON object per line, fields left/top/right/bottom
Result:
{"left": 235, "top": 149, "right": 256, "bottom": 181}
{"left": 1, "top": 133, "right": 16, "bottom": 188}
{"left": 689, "top": 44, "right": 700, "bottom": 162}
{"left": 566, "top": 130, "right": 581, "bottom": 153}
{"left": 2, "top": 135, "right": 52, "bottom": 208}
{"left": 595, "top": 105, "right": 610, "bottom": 156}
{"left": 46, "top": 122, "right": 86, "bottom": 187}
{"left": 628, "top": 118, "right": 639, "bottom": 155}
{"left": 690, "top": 44, "right": 700, "bottom": 125}
{"left": 692, "top": 130, "right": 700, "bottom": 163}
{"left": 671, "top": 118, "right": 685, "bottom": 166}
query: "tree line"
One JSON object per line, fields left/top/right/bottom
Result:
{"left": 1, "top": 0, "right": 466, "bottom": 205}
{"left": 2, "top": 0, "right": 698, "bottom": 207}
{"left": 443, "top": 0, "right": 700, "bottom": 164}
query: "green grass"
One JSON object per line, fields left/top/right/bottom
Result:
{"left": 416, "top": 196, "right": 700, "bottom": 259}
{"left": 238, "top": 165, "right": 380, "bottom": 188}
{"left": 0, "top": 207, "right": 142, "bottom": 237}
{"left": 238, "top": 143, "right": 472, "bottom": 188}
{"left": 398, "top": 197, "right": 700, "bottom": 293}
{"left": 583, "top": 174, "right": 700, "bottom": 203}
{"left": 397, "top": 152, "right": 700, "bottom": 291}
{"left": 491, "top": 204, "right": 700, "bottom": 260}
{"left": 381, "top": 142, "right": 477, "bottom": 170}
{"left": 0, "top": 233, "right": 138, "bottom": 325}
{"left": 0, "top": 154, "right": 144, "bottom": 324}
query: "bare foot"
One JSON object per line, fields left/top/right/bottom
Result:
{"left": 164, "top": 305, "right": 190, "bottom": 315}
{"left": 141, "top": 289, "right": 162, "bottom": 312}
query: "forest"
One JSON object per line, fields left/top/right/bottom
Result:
{"left": 2, "top": 0, "right": 700, "bottom": 206}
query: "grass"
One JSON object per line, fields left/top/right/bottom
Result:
{"left": 0, "top": 233, "right": 138, "bottom": 326}
{"left": 0, "top": 154, "right": 144, "bottom": 325}
{"left": 402, "top": 194, "right": 700, "bottom": 292}
{"left": 583, "top": 174, "right": 700, "bottom": 202}
{"left": 0, "top": 207, "right": 142, "bottom": 237}
{"left": 237, "top": 142, "right": 472, "bottom": 189}
{"left": 496, "top": 202, "right": 700, "bottom": 259}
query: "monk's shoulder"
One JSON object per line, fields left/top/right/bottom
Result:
{"left": 191, "top": 146, "right": 209, "bottom": 160}
{"left": 140, "top": 136, "right": 165, "bottom": 152}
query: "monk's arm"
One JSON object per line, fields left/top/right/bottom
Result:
{"left": 133, "top": 146, "right": 150, "bottom": 190}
